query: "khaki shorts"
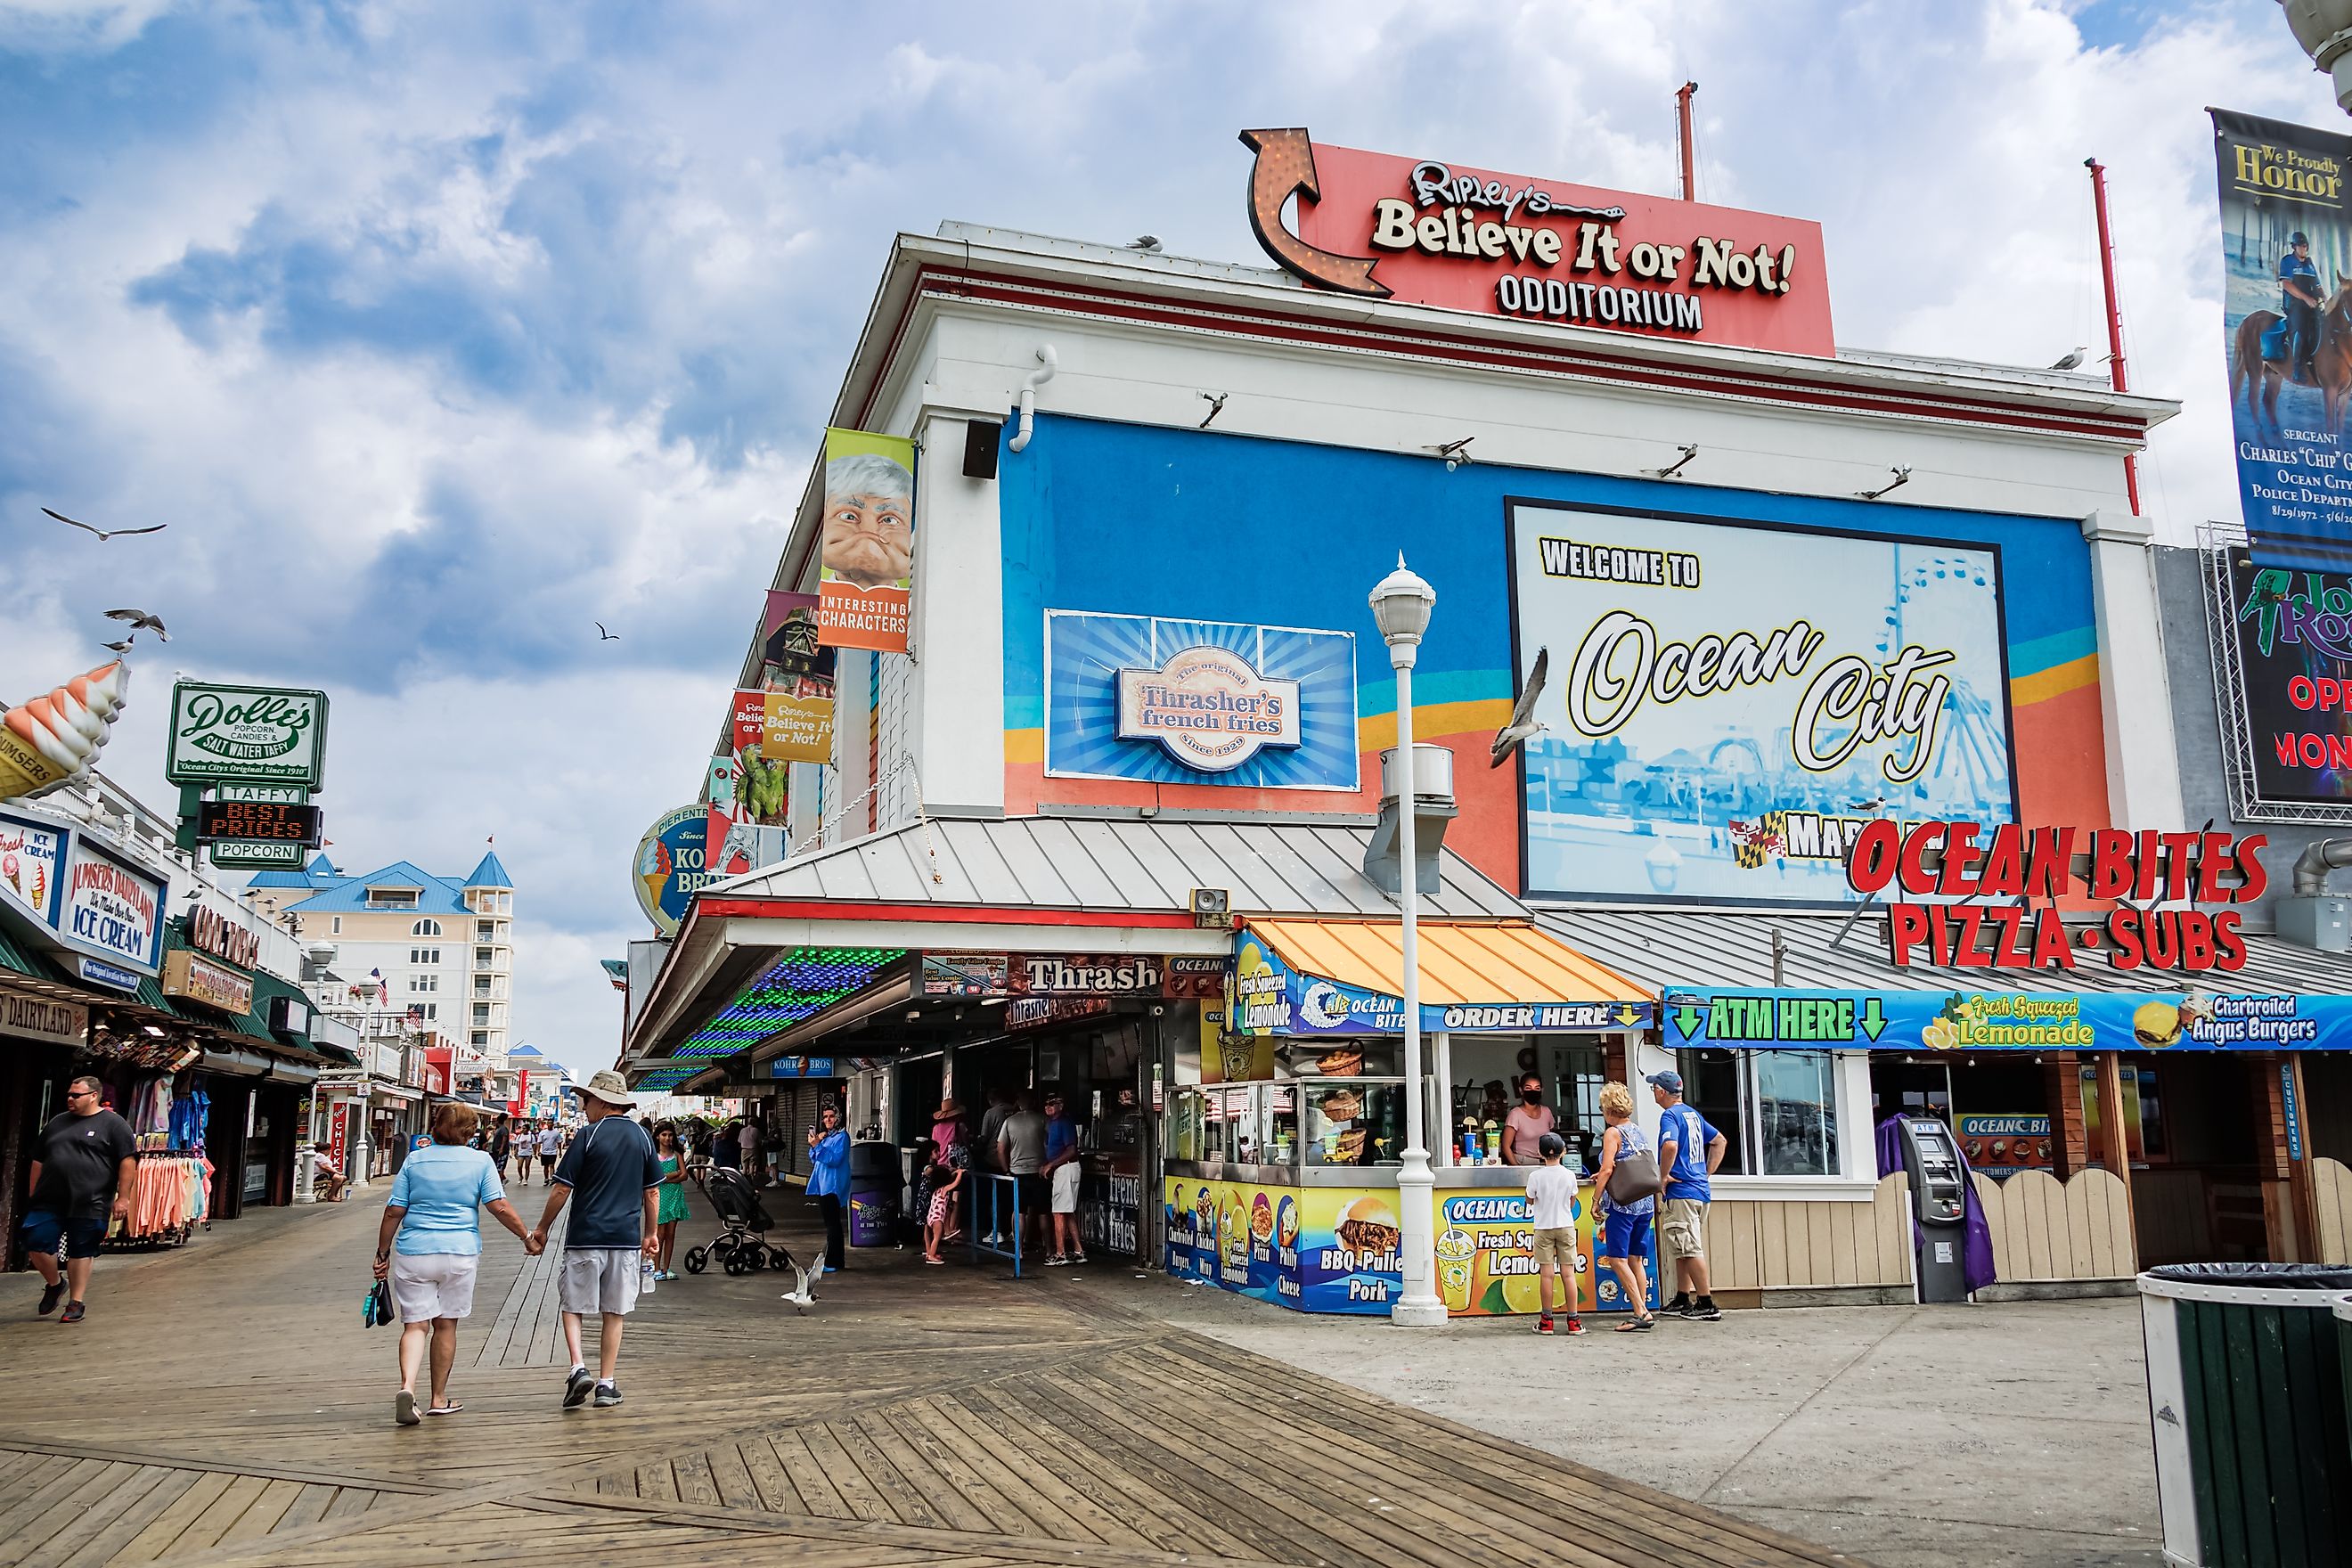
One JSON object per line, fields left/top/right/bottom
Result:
{"left": 1661, "top": 1197, "right": 1708, "bottom": 1259}
{"left": 559, "top": 1247, "right": 643, "bottom": 1317}
{"left": 1531, "top": 1227, "right": 1576, "bottom": 1271}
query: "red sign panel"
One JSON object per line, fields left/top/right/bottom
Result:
{"left": 1245, "top": 130, "right": 1833, "bottom": 357}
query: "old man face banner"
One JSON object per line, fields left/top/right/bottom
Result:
{"left": 817, "top": 427, "right": 916, "bottom": 651}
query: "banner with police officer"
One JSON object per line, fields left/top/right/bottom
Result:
{"left": 2212, "top": 108, "right": 2352, "bottom": 570}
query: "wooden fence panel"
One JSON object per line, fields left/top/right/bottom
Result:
{"left": 2315, "top": 1156, "right": 2352, "bottom": 1264}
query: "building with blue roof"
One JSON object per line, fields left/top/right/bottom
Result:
{"left": 246, "top": 848, "right": 517, "bottom": 1064}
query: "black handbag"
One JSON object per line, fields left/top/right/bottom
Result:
{"left": 363, "top": 1277, "right": 395, "bottom": 1327}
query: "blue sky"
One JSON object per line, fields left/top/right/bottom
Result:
{"left": 0, "top": 0, "right": 2332, "bottom": 1058}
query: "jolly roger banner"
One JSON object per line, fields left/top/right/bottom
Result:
{"left": 2212, "top": 109, "right": 2352, "bottom": 570}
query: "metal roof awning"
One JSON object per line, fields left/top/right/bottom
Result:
{"left": 626, "top": 812, "right": 1527, "bottom": 1069}
{"left": 1245, "top": 918, "right": 1653, "bottom": 1007}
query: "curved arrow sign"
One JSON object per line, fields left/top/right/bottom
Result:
{"left": 1238, "top": 127, "right": 1392, "bottom": 298}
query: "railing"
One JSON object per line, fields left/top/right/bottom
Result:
{"left": 968, "top": 1172, "right": 1028, "bottom": 1278}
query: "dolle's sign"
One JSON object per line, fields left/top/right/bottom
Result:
{"left": 167, "top": 683, "right": 330, "bottom": 788}
{"left": 1117, "top": 646, "right": 1301, "bottom": 772}
{"left": 1239, "top": 128, "right": 1833, "bottom": 355}
{"left": 1848, "top": 821, "right": 2267, "bottom": 974}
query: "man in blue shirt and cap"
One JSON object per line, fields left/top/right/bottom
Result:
{"left": 1648, "top": 1070, "right": 1727, "bottom": 1320}
{"left": 2281, "top": 231, "right": 2323, "bottom": 386}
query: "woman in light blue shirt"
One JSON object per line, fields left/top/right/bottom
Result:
{"left": 372, "top": 1102, "right": 531, "bottom": 1425}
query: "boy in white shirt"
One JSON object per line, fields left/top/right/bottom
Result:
{"left": 1524, "top": 1132, "right": 1585, "bottom": 1335}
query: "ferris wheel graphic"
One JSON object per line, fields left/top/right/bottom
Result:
{"left": 1876, "top": 547, "right": 2012, "bottom": 815}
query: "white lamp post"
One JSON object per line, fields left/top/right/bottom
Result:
{"left": 1369, "top": 555, "right": 1446, "bottom": 1327}
{"left": 2282, "top": 0, "right": 2352, "bottom": 112}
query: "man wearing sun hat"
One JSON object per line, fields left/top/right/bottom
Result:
{"left": 528, "top": 1070, "right": 663, "bottom": 1410}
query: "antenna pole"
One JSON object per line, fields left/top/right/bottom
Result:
{"left": 1676, "top": 82, "right": 1698, "bottom": 201}
{"left": 2086, "top": 156, "right": 2141, "bottom": 515}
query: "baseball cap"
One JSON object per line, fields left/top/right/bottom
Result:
{"left": 1536, "top": 1132, "right": 1567, "bottom": 1159}
{"left": 1645, "top": 1070, "right": 1684, "bottom": 1094}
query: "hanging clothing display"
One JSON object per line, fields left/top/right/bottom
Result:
{"left": 111, "top": 1154, "right": 214, "bottom": 1245}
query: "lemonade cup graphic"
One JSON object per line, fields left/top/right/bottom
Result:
{"left": 1435, "top": 1228, "right": 1476, "bottom": 1312}
{"left": 1219, "top": 1036, "right": 1255, "bottom": 1082}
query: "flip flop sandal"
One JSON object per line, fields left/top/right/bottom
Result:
{"left": 1613, "top": 1317, "right": 1656, "bottom": 1333}
{"left": 395, "top": 1391, "right": 420, "bottom": 1425}
{"left": 424, "top": 1401, "right": 464, "bottom": 1416}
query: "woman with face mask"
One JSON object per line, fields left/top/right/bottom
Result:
{"left": 1502, "top": 1074, "right": 1556, "bottom": 1166}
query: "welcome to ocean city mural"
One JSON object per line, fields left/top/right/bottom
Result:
{"left": 1511, "top": 503, "right": 2015, "bottom": 904}
{"left": 995, "top": 419, "right": 2105, "bottom": 900}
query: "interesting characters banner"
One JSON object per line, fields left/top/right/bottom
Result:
{"left": 2212, "top": 109, "right": 2352, "bottom": 571}
{"left": 818, "top": 428, "right": 915, "bottom": 652}
{"left": 1508, "top": 502, "right": 2015, "bottom": 904}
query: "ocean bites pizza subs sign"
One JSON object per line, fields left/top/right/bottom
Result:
{"left": 1239, "top": 128, "right": 1833, "bottom": 355}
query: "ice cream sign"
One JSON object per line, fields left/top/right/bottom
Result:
{"left": 1116, "top": 646, "right": 1300, "bottom": 772}
{"left": 0, "top": 808, "right": 67, "bottom": 928}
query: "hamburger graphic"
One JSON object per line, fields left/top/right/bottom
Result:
{"left": 2133, "top": 1000, "right": 2184, "bottom": 1048}
{"left": 1333, "top": 1195, "right": 1401, "bottom": 1257}
{"left": 1314, "top": 1046, "right": 1365, "bottom": 1077}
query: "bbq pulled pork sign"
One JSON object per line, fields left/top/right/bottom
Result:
{"left": 1240, "top": 128, "right": 1833, "bottom": 355}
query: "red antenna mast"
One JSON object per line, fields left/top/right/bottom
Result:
{"left": 1676, "top": 82, "right": 1698, "bottom": 201}
{"left": 2085, "top": 156, "right": 2141, "bottom": 516}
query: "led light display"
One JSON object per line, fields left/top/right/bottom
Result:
{"left": 640, "top": 946, "right": 904, "bottom": 1070}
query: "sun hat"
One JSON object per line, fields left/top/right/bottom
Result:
{"left": 934, "top": 1097, "right": 965, "bottom": 1118}
{"left": 578, "top": 1069, "right": 639, "bottom": 1107}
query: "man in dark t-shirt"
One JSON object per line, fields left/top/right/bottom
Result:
{"left": 529, "top": 1072, "right": 661, "bottom": 1411}
{"left": 23, "top": 1074, "right": 136, "bottom": 1324}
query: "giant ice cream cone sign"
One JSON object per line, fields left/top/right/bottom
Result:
{"left": 0, "top": 660, "right": 129, "bottom": 803}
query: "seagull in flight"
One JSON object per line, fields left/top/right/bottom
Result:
{"left": 44, "top": 507, "right": 166, "bottom": 542}
{"left": 1490, "top": 646, "right": 1549, "bottom": 768}
{"left": 594, "top": 622, "right": 619, "bottom": 641}
{"left": 103, "top": 608, "right": 168, "bottom": 641}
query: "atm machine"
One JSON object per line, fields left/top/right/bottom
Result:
{"left": 1892, "top": 1115, "right": 1971, "bottom": 1303}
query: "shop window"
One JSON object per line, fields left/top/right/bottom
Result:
{"left": 412, "top": 919, "right": 441, "bottom": 937}
{"left": 1674, "top": 1048, "right": 1841, "bottom": 1178}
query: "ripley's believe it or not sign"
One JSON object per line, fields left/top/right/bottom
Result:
{"left": 1239, "top": 128, "right": 1833, "bottom": 355}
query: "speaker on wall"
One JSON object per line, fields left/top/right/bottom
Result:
{"left": 962, "top": 420, "right": 1002, "bottom": 480}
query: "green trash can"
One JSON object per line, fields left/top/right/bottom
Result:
{"left": 2138, "top": 1264, "right": 2352, "bottom": 1567}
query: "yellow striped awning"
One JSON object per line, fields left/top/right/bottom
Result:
{"left": 1242, "top": 918, "right": 1654, "bottom": 1008}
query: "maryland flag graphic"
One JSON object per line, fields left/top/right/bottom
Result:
{"left": 1731, "top": 811, "right": 1789, "bottom": 870}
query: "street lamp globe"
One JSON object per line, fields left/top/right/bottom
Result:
{"left": 2282, "top": 0, "right": 2352, "bottom": 112}
{"left": 1368, "top": 555, "right": 1436, "bottom": 649}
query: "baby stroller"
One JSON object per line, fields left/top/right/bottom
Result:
{"left": 683, "top": 1167, "right": 821, "bottom": 1309}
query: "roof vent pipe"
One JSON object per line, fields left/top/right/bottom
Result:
{"left": 2292, "top": 837, "right": 2352, "bottom": 895}
{"left": 1007, "top": 343, "right": 1058, "bottom": 453}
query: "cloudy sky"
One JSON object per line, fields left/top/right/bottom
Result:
{"left": 0, "top": 0, "right": 2336, "bottom": 1064}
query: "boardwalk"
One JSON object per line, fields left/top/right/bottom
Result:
{"left": 0, "top": 1188, "right": 1871, "bottom": 1568}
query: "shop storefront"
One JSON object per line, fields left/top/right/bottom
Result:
{"left": 612, "top": 127, "right": 2352, "bottom": 1318}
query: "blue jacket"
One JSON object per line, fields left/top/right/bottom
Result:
{"left": 807, "top": 1129, "right": 852, "bottom": 1200}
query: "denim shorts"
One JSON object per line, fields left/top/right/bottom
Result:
{"left": 21, "top": 1209, "right": 104, "bottom": 1259}
{"left": 1601, "top": 1207, "right": 1653, "bottom": 1262}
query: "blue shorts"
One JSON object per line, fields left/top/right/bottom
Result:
{"left": 21, "top": 1209, "right": 105, "bottom": 1259}
{"left": 1601, "top": 1208, "right": 1653, "bottom": 1262}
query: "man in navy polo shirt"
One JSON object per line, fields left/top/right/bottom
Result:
{"left": 1648, "top": 1070, "right": 1727, "bottom": 1320}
